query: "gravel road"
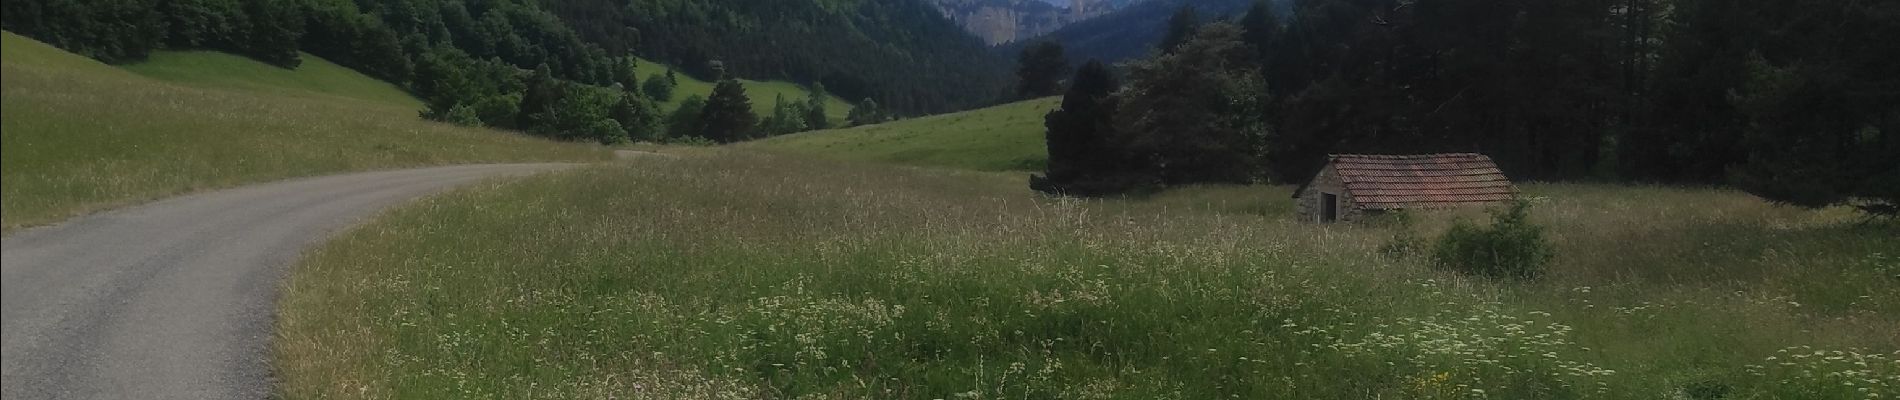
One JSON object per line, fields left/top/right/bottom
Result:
{"left": 1, "top": 163, "right": 572, "bottom": 399}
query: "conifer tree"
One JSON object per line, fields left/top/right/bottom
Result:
{"left": 1238, "top": 1, "right": 1277, "bottom": 66}
{"left": 516, "top": 63, "right": 559, "bottom": 134}
{"left": 1159, "top": 5, "right": 1200, "bottom": 55}
{"left": 1016, "top": 41, "right": 1069, "bottom": 99}
{"left": 1034, "top": 60, "right": 1120, "bottom": 195}
{"left": 696, "top": 79, "right": 758, "bottom": 142}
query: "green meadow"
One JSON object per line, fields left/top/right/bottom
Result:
{"left": 121, "top": 50, "right": 423, "bottom": 108}
{"left": 748, "top": 97, "right": 1058, "bottom": 171}
{"left": 632, "top": 58, "right": 854, "bottom": 124}
{"left": 0, "top": 32, "right": 607, "bottom": 231}
{"left": 278, "top": 148, "right": 1898, "bottom": 399}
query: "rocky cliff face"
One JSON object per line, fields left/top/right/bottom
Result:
{"left": 929, "top": 0, "right": 1135, "bottom": 46}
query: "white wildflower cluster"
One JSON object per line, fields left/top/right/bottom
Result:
{"left": 738, "top": 293, "right": 905, "bottom": 368}
{"left": 1867, "top": 253, "right": 1895, "bottom": 279}
{"left": 1320, "top": 305, "right": 1615, "bottom": 398}
{"left": 1609, "top": 301, "right": 1670, "bottom": 320}
{"left": 1022, "top": 277, "right": 1114, "bottom": 310}
{"left": 1746, "top": 346, "right": 1899, "bottom": 399}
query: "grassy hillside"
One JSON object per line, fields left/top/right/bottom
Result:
{"left": 633, "top": 58, "right": 853, "bottom": 124}
{"left": 747, "top": 97, "right": 1058, "bottom": 171}
{"left": 278, "top": 151, "right": 1897, "bottom": 399}
{"left": 0, "top": 32, "right": 608, "bottom": 231}
{"left": 122, "top": 51, "right": 422, "bottom": 108}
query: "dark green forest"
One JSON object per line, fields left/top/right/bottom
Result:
{"left": 1037, "top": 0, "right": 1899, "bottom": 214}
{"left": 543, "top": 0, "right": 1013, "bottom": 115}
{"left": 2, "top": 0, "right": 1011, "bottom": 144}
{"left": 1000, "top": 0, "right": 1268, "bottom": 65}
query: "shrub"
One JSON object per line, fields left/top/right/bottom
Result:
{"left": 664, "top": 135, "right": 717, "bottom": 146}
{"left": 442, "top": 104, "right": 483, "bottom": 127}
{"left": 1377, "top": 211, "right": 1423, "bottom": 259}
{"left": 641, "top": 73, "right": 674, "bottom": 102}
{"left": 1431, "top": 199, "right": 1555, "bottom": 280}
{"left": 585, "top": 119, "right": 625, "bottom": 144}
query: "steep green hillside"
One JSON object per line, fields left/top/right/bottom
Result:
{"left": 746, "top": 97, "right": 1058, "bottom": 171}
{"left": 631, "top": 58, "right": 853, "bottom": 124}
{"left": 1002, "top": 0, "right": 1266, "bottom": 64}
{"left": 0, "top": 32, "right": 606, "bottom": 231}
{"left": 122, "top": 50, "right": 422, "bottom": 108}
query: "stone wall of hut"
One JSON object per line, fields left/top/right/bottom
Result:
{"left": 1296, "top": 166, "right": 1365, "bottom": 223}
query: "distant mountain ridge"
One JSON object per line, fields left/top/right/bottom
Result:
{"left": 928, "top": 0, "right": 1143, "bottom": 45}
{"left": 1001, "top": 0, "right": 1284, "bottom": 64}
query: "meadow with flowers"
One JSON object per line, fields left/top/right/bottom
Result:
{"left": 276, "top": 149, "right": 1897, "bottom": 399}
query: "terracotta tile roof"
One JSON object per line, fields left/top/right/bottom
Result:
{"left": 1303, "top": 153, "right": 1517, "bottom": 210}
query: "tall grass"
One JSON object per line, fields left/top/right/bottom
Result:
{"left": 278, "top": 151, "right": 1897, "bottom": 399}
{"left": 0, "top": 32, "right": 608, "bottom": 231}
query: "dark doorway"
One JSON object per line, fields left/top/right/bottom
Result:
{"left": 1321, "top": 193, "right": 1339, "bottom": 223}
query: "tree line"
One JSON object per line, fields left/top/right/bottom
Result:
{"left": 1030, "top": 0, "right": 1897, "bottom": 214}
{"left": 541, "top": 0, "right": 1015, "bottom": 116}
{"left": 2, "top": 0, "right": 904, "bottom": 145}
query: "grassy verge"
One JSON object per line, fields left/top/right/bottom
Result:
{"left": 0, "top": 32, "right": 609, "bottom": 231}
{"left": 278, "top": 151, "right": 1897, "bottom": 399}
{"left": 747, "top": 97, "right": 1058, "bottom": 171}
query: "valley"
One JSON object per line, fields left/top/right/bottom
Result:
{"left": 2, "top": 0, "right": 1895, "bottom": 398}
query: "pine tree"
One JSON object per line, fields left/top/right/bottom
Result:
{"left": 1016, "top": 41, "right": 1069, "bottom": 99}
{"left": 1036, "top": 59, "right": 1121, "bottom": 195}
{"left": 1238, "top": 1, "right": 1277, "bottom": 67}
{"left": 696, "top": 79, "right": 758, "bottom": 142}
{"left": 1724, "top": 0, "right": 1900, "bottom": 216}
{"left": 1159, "top": 5, "right": 1201, "bottom": 55}
{"left": 516, "top": 63, "right": 559, "bottom": 135}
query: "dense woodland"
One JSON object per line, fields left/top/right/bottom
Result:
{"left": 545, "top": 0, "right": 1013, "bottom": 115}
{"left": 1, "top": 0, "right": 990, "bottom": 144}
{"left": 1036, "top": 0, "right": 1898, "bottom": 214}
{"left": 1000, "top": 0, "right": 1267, "bottom": 65}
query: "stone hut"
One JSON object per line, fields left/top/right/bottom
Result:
{"left": 1293, "top": 153, "right": 1517, "bottom": 223}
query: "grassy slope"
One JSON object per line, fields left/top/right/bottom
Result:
{"left": 279, "top": 150, "right": 1898, "bottom": 399}
{"left": 746, "top": 97, "right": 1058, "bottom": 171}
{"left": 122, "top": 50, "right": 423, "bottom": 108}
{"left": 0, "top": 32, "right": 608, "bottom": 231}
{"left": 633, "top": 58, "right": 853, "bottom": 124}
